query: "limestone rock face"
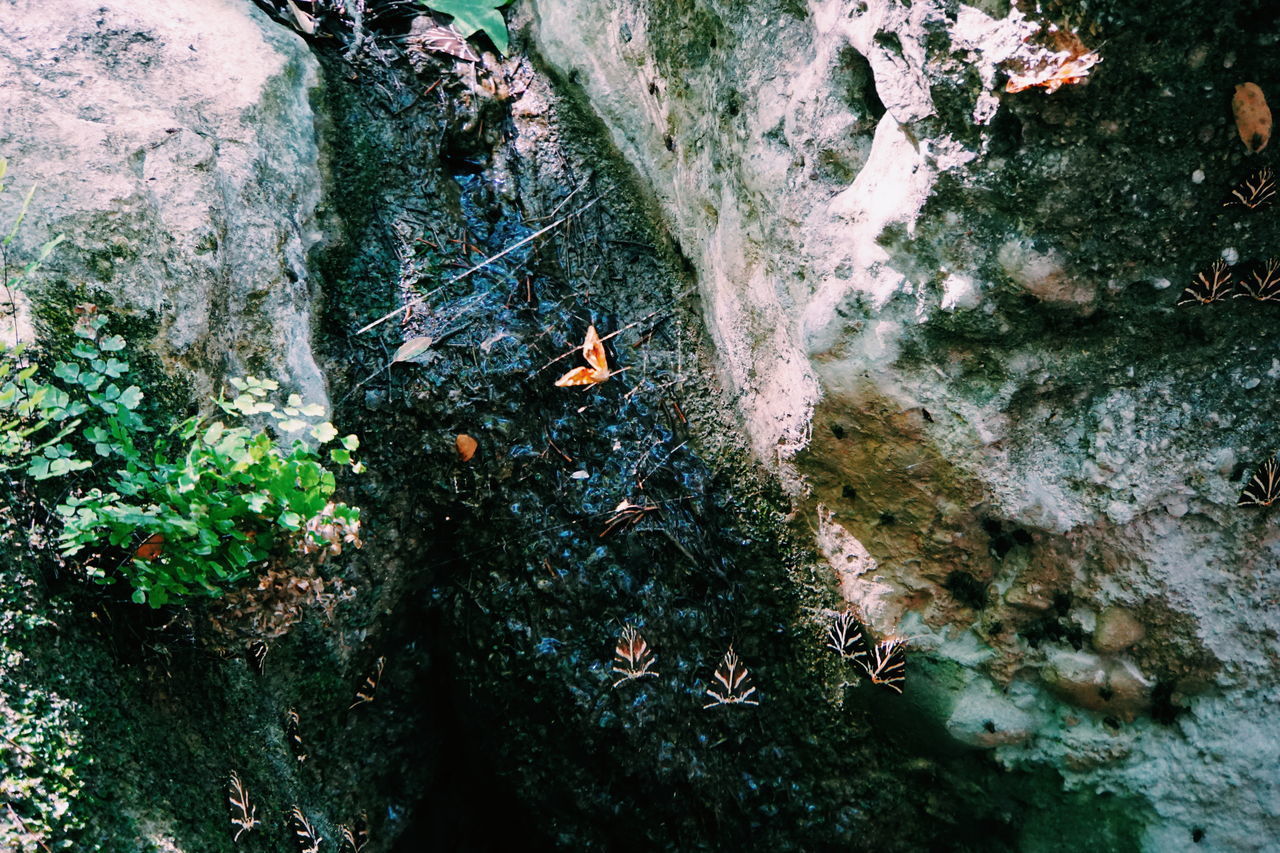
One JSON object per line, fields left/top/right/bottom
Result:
{"left": 0, "top": 0, "right": 327, "bottom": 406}
{"left": 528, "top": 0, "right": 1280, "bottom": 848}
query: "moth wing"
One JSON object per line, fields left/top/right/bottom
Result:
{"left": 555, "top": 366, "right": 601, "bottom": 387}
{"left": 582, "top": 325, "right": 610, "bottom": 376}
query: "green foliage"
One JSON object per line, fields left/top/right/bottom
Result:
{"left": 46, "top": 323, "right": 363, "bottom": 606}
{"left": 0, "top": 317, "right": 363, "bottom": 607}
{"left": 421, "top": 0, "right": 513, "bottom": 54}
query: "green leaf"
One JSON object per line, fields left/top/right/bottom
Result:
{"left": 203, "top": 422, "right": 225, "bottom": 446}
{"left": 341, "top": 434, "right": 360, "bottom": 451}
{"left": 118, "top": 386, "right": 143, "bottom": 410}
{"left": 310, "top": 422, "right": 338, "bottom": 443}
{"left": 99, "top": 335, "right": 127, "bottom": 352}
{"left": 422, "top": 0, "right": 513, "bottom": 54}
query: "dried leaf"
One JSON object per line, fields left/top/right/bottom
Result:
{"left": 392, "top": 336, "right": 434, "bottom": 364}
{"left": 134, "top": 532, "right": 165, "bottom": 562}
{"left": 1233, "top": 82, "right": 1271, "bottom": 153}
{"left": 1004, "top": 26, "right": 1100, "bottom": 94}
{"left": 455, "top": 433, "right": 478, "bottom": 461}
{"left": 480, "top": 330, "right": 512, "bottom": 352}
{"left": 285, "top": 0, "right": 317, "bottom": 34}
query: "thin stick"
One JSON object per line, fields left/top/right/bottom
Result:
{"left": 537, "top": 309, "right": 665, "bottom": 373}
{"left": 357, "top": 197, "right": 601, "bottom": 335}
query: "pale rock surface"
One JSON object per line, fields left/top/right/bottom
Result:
{"left": 528, "top": 0, "right": 1280, "bottom": 847}
{"left": 0, "top": 0, "right": 327, "bottom": 407}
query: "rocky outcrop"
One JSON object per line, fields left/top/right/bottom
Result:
{"left": 527, "top": 0, "right": 1280, "bottom": 848}
{"left": 0, "top": 0, "right": 327, "bottom": 406}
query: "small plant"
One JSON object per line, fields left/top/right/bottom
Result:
{"left": 25, "top": 314, "right": 365, "bottom": 606}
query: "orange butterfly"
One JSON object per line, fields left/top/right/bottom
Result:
{"left": 554, "top": 325, "right": 613, "bottom": 387}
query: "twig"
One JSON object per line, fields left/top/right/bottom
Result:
{"left": 357, "top": 198, "right": 601, "bottom": 334}
{"left": 537, "top": 309, "right": 665, "bottom": 373}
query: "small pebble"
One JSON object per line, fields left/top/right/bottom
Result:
{"left": 1192, "top": 169, "right": 1205, "bottom": 184}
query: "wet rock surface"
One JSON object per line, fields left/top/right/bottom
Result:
{"left": 528, "top": 0, "right": 1280, "bottom": 848}
{"left": 5, "top": 0, "right": 1280, "bottom": 850}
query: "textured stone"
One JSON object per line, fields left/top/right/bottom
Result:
{"left": 528, "top": 0, "right": 1280, "bottom": 848}
{"left": 0, "top": 0, "right": 327, "bottom": 407}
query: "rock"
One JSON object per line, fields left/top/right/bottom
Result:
{"left": 0, "top": 0, "right": 327, "bottom": 408}
{"left": 528, "top": 0, "right": 1280, "bottom": 846}
{"left": 1094, "top": 607, "right": 1146, "bottom": 654}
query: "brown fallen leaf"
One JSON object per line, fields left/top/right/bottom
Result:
{"left": 1233, "top": 82, "right": 1271, "bottom": 153}
{"left": 392, "top": 336, "right": 433, "bottom": 364}
{"left": 456, "top": 433, "right": 478, "bottom": 462}
{"left": 1004, "top": 25, "right": 1100, "bottom": 94}
{"left": 284, "top": 0, "right": 316, "bottom": 34}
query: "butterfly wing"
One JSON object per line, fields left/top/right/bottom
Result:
{"left": 582, "top": 325, "right": 611, "bottom": 378}
{"left": 555, "top": 326, "right": 611, "bottom": 386}
{"left": 555, "top": 366, "right": 601, "bottom": 387}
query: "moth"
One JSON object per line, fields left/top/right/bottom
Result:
{"left": 611, "top": 624, "right": 659, "bottom": 687}
{"left": 349, "top": 656, "right": 386, "bottom": 709}
{"left": 286, "top": 708, "right": 307, "bottom": 763}
{"left": 246, "top": 640, "right": 268, "bottom": 676}
{"left": 554, "top": 325, "right": 613, "bottom": 387}
{"left": 339, "top": 812, "right": 370, "bottom": 853}
{"left": 1222, "top": 167, "right": 1277, "bottom": 210}
{"left": 861, "top": 637, "right": 907, "bottom": 693}
{"left": 702, "top": 646, "right": 759, "bottom": 709}
{"left": 1234, "top": 258, "right": 1280, "bottom": 301}
{"left": 1176, "top": 259, "right": 1234, "bottom": 306}
{"left": 825, "top": 610, "right": 867, "bottom": 663}
{"left": 227, "top": 771, "right": 260, "bottom": 842}
{"left": 414, "top": 24, "right": 481, "bottom": 62}
{"left": 1238, "top": 456, "right": 1280, "bottom": 507}
{"left": 288, "top": 806, "right": 322, "bottom": 853}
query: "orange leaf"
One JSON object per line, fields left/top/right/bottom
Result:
{"left": 1233, "top": 82, "right": 1271, "bottom": 153}
{"left": 555, "top": 325, "right": 612, "bottom": 387}
{"left": 134, "top": 533, "right": 165, "bottom": 561}
{"left": 455, "top": 433, "right": 478, "bottom": 462}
